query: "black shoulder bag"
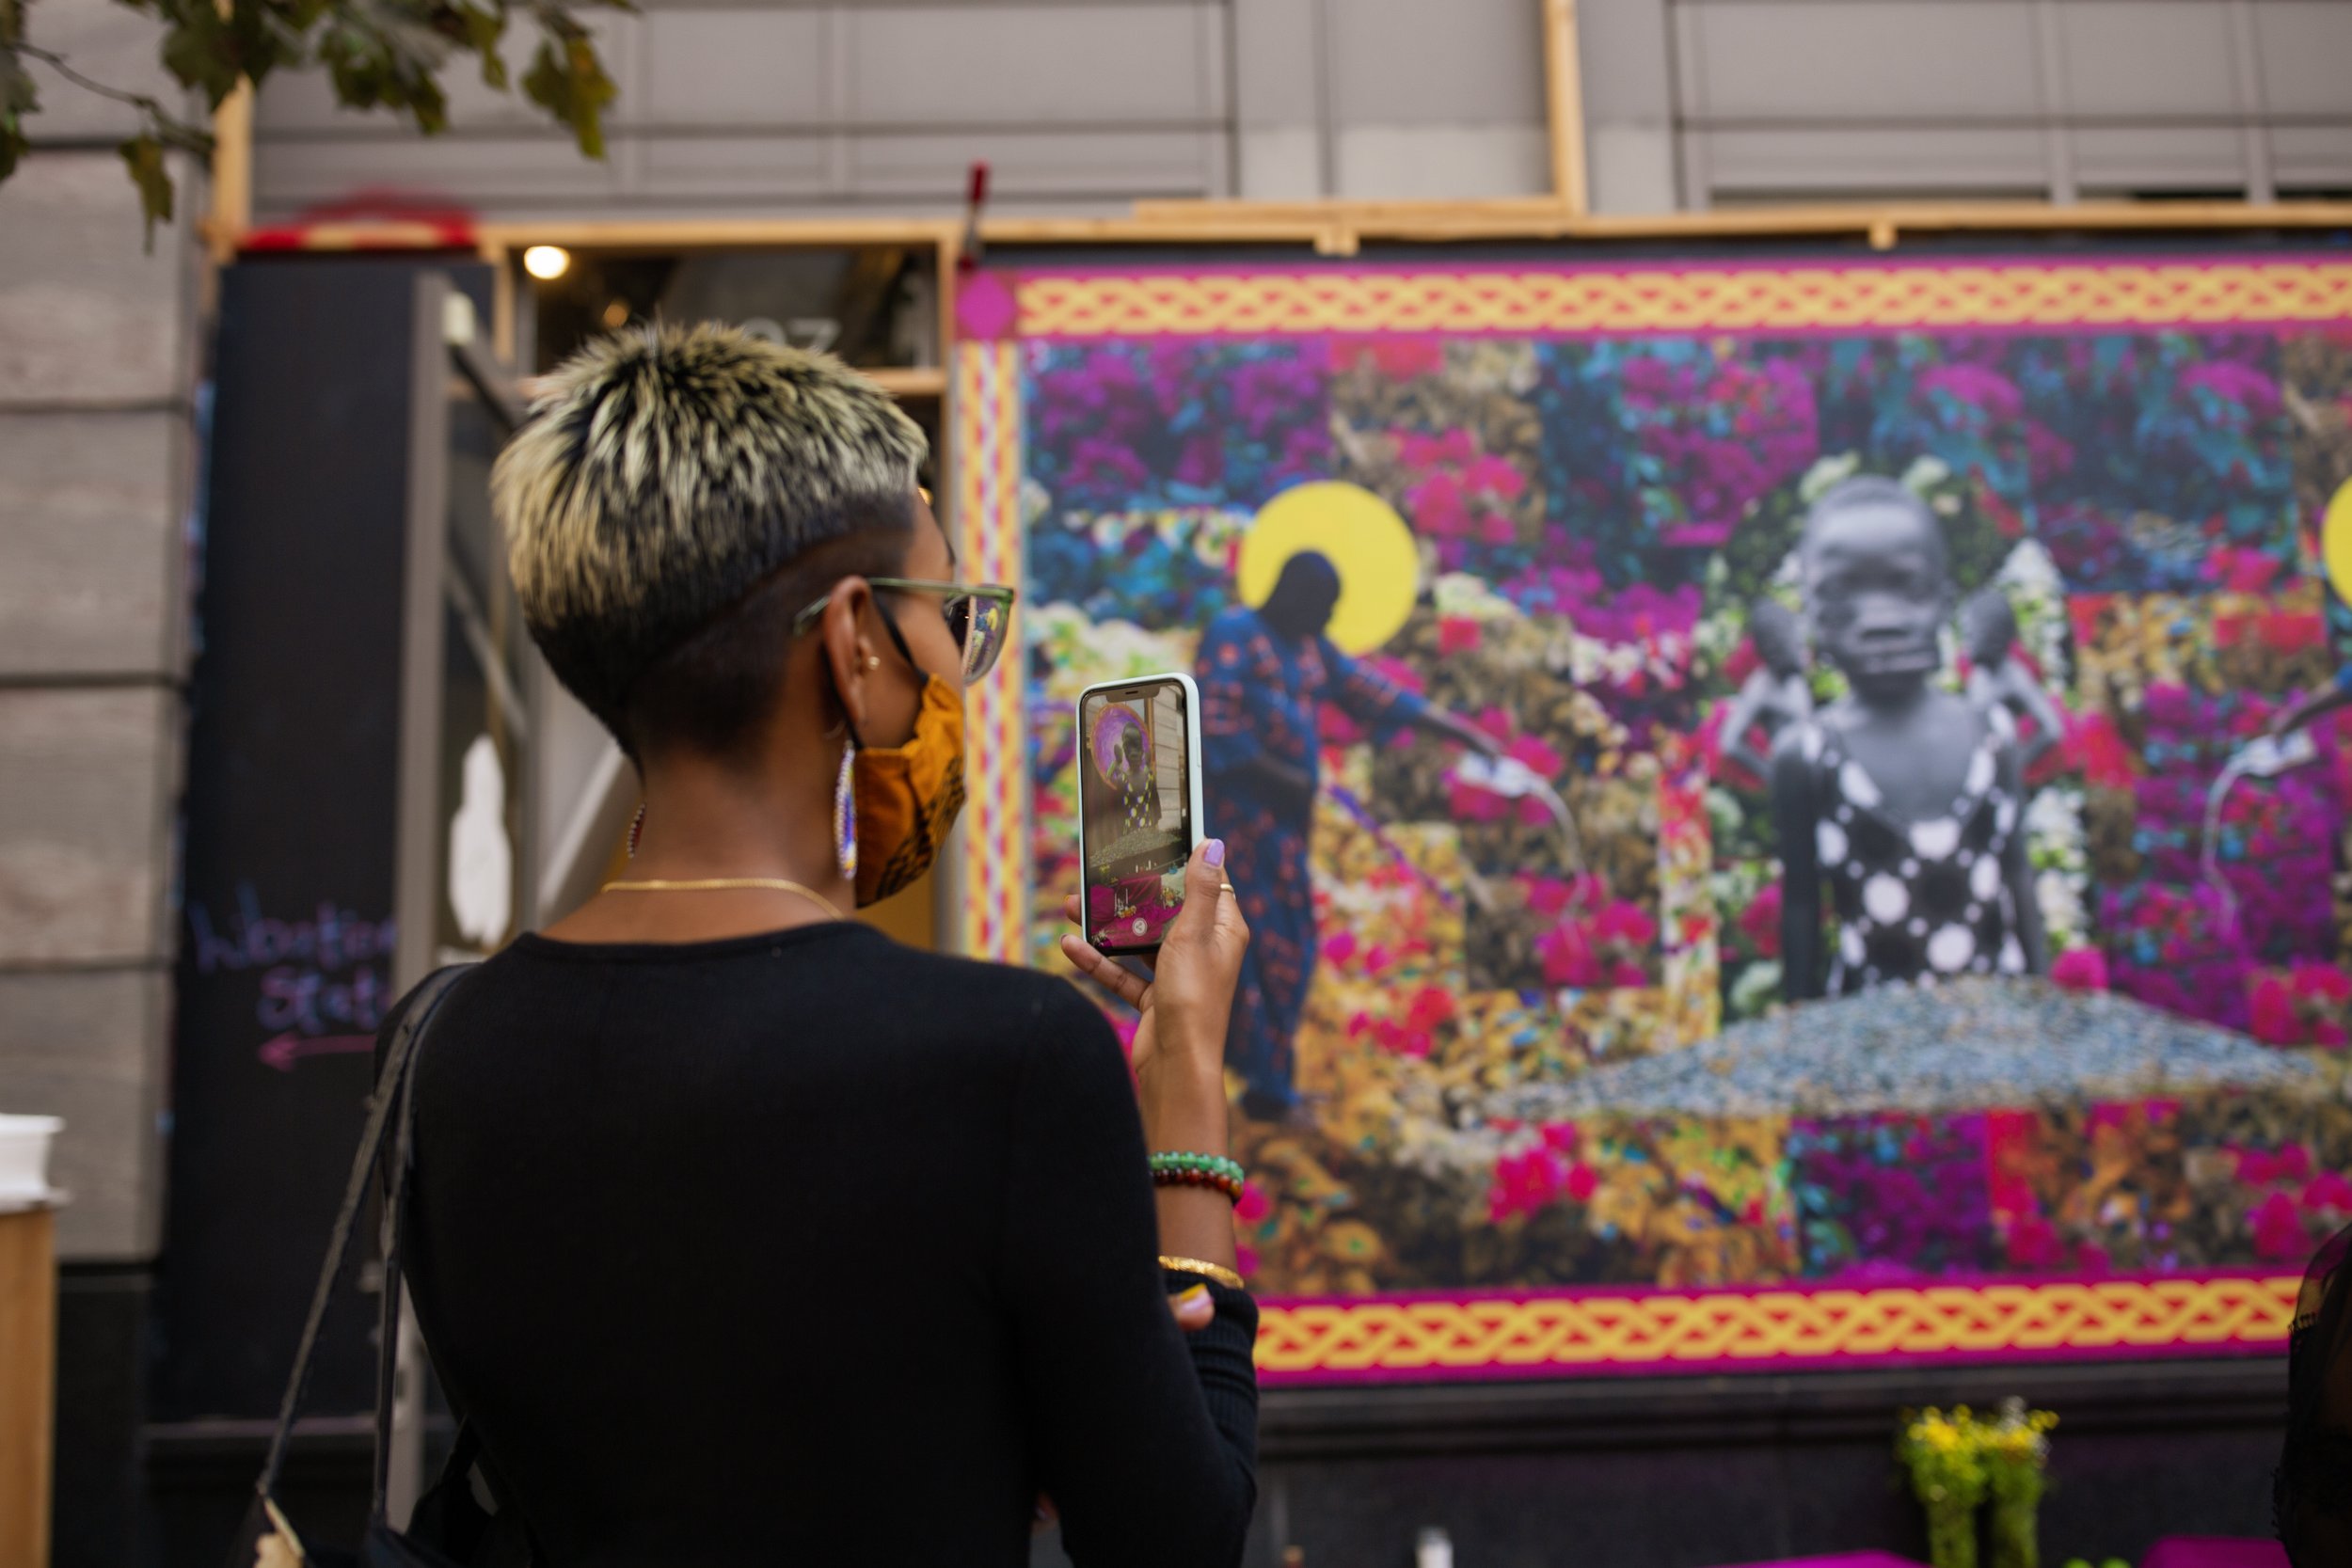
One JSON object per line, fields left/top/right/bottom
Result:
{"left": 230, "top": 965, "right": 532, "bottom": 1568}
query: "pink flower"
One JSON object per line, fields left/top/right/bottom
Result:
{"left": 1525, "top": 877, "right": 1575, "bottom": 919}
{"left": 1537, "top": 924, "right": 1601, "bottom": 989}
{"left": 1738, "top": 882, "right": 1784, "bottom": 959}
{"left": 1322, "top": 930, "right": 1359, "bottom": 968}
{"left": 2250, "top": 975, "right": 2302, "bottom": 1045}
{"left": 2252, "top": 1190, "right": 2308, "bottom": 1262}
{"left": 1595, "top": 902, "right": 1660, "bottom": 950}
{"left": 1507, "top": 735, "right": 1564, "bottom": 777}
{"left": 2007, "top": 1214, "right": 2066, "bottom": 1269}
{"left": 1408, "top": 471, "right": 1470, "bottom": 539}
{"left": 2303, "top": 1172, "right": 2352, "bottom": 1215}
{"left": 1318, "top": 702, "right": 1364, "bottom": 747}
{"left": 1565, "top": 1163, "right": 1598, "bottom": 1203}
{"left": 1486, "top": 1148, "right": 1565, "bottom": 1223}
{"left": 1438, "top": 617, "right": 1483, "bottom": 657}
{"left": 1343, "top": 340, "right": 1444, "bottom": 380}
{"left": 1406, "top": 987, "right": 1455, "bottom": 1033}
{"left": 1234, "top": 1243, "right": 1260, "bottom": 1278}
{"left": 1464, "top": 454, "right": 1526, "bottom": 499}
{"left": 1540, "top": 1122, "right": 1579, "bottom": 1155}
{"left": 1447, "top": 781, "right": 1514, "bottom": 823}
{"left": 2051, "top": 947, "right": 2110, "bottom": 992}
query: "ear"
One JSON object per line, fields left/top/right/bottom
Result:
{"left": 818, "top": 578, "right": 882, "bottom": 736}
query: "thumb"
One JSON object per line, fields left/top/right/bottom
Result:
{"left": 1167, "top": 838, "right": 1227, "bottom": 946}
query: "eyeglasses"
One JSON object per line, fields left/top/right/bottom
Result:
{"left": 793, "top": 578, "right": 1018, "bottom": 682}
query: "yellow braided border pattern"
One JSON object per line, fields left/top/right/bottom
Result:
{"left": 1017, "top": 262, "right": 2352, "bottom": 340}
{"left": 952, "top": 341, "right": 1029, "bottom": 962}
{"left": 1253, "top": 1275, "right": 2298, "bottom": 1379}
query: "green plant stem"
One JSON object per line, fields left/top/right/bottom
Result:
{"left": 1929, "top": 1499, "right": 1979, "bottom": 1568}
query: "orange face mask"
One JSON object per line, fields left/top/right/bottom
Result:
{"left": 850, "top": 672, "right": 967, "bottom": 908}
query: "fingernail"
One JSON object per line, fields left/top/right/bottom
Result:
{"left": 1203, "top": 838, "right": 1226, "bottom": 868}
{"left": 1177, "top": 1283, "right": 1211, "bottom": 1309}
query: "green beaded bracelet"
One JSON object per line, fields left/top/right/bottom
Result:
{"left": 1150, "top": 1151, "right": 1246, "bottom": 1188}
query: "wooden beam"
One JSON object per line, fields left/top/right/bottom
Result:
{"left": 1000, "top": 197, "right": 2352, "bottom": 253}
{"left": 318, "top": 197, "right": 2352, "bottom": 277}
{"left": 469, "top": 217, "right": 961, "bottom": 254}
{"left": 1544, "top": 0, "right": 1590, "bottom": 215}
{"left": 204, "top": 77, "right": 254, "bottom": 264}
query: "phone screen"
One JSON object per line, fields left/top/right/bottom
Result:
{"left": 1080, "top": 680, "right": 1193, "bottom": 953}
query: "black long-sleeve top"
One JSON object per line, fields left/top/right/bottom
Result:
{"left": 379, "top": 922, "right": 1258, "bottom": 1565}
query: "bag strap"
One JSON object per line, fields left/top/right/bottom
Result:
{"left": 255, "top": 965, "right": 474, "bottom": 1508}
{"left": 372, "top": 958, "right": 455, "bottom": 1517}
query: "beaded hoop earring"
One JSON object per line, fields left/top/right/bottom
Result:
{"left": 627, "top": 802, "right": 645, "bottom": 859}
{"left": 834, "top": 741, "right": 858, "bottom": 882}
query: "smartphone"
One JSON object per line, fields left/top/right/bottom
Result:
{"left": 1076, "top": 673, "right": 1205, "bottom": 957}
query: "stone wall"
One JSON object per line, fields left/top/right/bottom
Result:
{"left": 0, "top": 0, "right": 199, "bottom": 1267}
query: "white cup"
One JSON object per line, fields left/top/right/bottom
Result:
{"left": 0, "top": 1114, "right": 63, "bottom": 1202}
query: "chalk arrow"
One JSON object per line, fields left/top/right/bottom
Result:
{"left": 258, "top": 1032, "right": 376, "bottom": 1072}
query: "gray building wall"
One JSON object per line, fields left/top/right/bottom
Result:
{"left": 1672, "top": 0, "right": 2352, "bottom": 207}
{"left": 0, "top": 0, "right": 199, "bottom": 1268}
{"left": 244, "top": 0, "right": 2352, "bottom": 221}
{"left": 247, "top": 0, "right": 1557, "bottom": 220}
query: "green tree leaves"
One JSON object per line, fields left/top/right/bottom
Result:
{"left": 2, "top": 0, "right": 626, "bottom": 246}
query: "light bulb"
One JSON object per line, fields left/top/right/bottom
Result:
{"left": 522, "top": 245, "right": 571, "bottom": 281}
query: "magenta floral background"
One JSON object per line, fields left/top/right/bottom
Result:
{"left": 1013, "top": 275, "right": 2352, "bottom": 1300}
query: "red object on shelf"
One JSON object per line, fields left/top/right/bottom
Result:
{"left": 958, "top": 161, "right": 991, "bottom": 272}
{"left": 241, "top": 190, "right": 478, "bottom": 253}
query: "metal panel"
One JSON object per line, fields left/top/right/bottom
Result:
{"left": 850, "top": 128, "right": 1223, "bottom": 198}
{"left": 1334, "top": 125, "right": 1550, "bottom": 198}
{"left": 637, "top": 135, "right": 841, "bottom": 198}
{"left": 254, "top": 137, "right": 628, "bottom": 212}
{"left": 642, "top": 8, "right": 834, "bottom": 125}
{"left": 1329, "top": 0, "right": 1545, "bottom": 126}
{"left": 2072, "top": 124, "right": 2250, "bottom": 191}
{"left": 850, "top": 4, "right": 1218, "bottom": 124}
{"left": 2056, "top": 1, "right": 2238, "bottom": 119}
{"left": 2272, "top": 123, "right": 2352, "bottom": 191}
{"left": 1681, "top": 1, "right": 2043, "bottom": 122}
{"left": 2252, "top": 0, "right": 2352, "bottom": 118}
{"left": 1700, "top": 125, "right": 2052, "bottom": 195}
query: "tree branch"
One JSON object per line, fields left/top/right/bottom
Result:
{"left": 8, "top": 40, "right": 174, "bottom": 120}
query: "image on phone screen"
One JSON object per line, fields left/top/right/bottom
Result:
{"left": 1081, "top": 683, "right": 1192, "bottom": 951}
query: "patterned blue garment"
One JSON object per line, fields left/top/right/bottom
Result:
{"left": 1195, "top": 607, "right": 1428, "bottom": 1113}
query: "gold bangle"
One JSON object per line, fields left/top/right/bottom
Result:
{"left": 1158, "top": 1255, "right": 1247, "bottom": 1291}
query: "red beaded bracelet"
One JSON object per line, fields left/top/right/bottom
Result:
{"left": 1152, "top": 1166, "right": 1244, "bottom": 1204}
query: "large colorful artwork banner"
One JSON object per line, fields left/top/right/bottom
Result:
{"left": 951, "top": 255, "right": 2352, "bottom": 1383}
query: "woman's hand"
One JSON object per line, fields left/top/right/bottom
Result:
{"left": 1059, "top": 837, "right": 1248, "bottom": 1092}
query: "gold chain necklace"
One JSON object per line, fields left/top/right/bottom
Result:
{"left": 600, "top": 877, "right": 846, "bottom": 922}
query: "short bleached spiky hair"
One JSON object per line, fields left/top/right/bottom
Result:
{"left": 493, "top": 323, "right": 927, "bottom": 736}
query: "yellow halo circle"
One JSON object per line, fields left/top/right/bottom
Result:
{"left": 1237, "top": 482, "right": 1420, "bottom": 656}
{"left": 2325, "top": 477, "right": 2352, "bottom": 610}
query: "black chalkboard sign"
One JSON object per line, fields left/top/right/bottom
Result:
{"left": 154, "top": 259, "right": 494, "bottom": 1422}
